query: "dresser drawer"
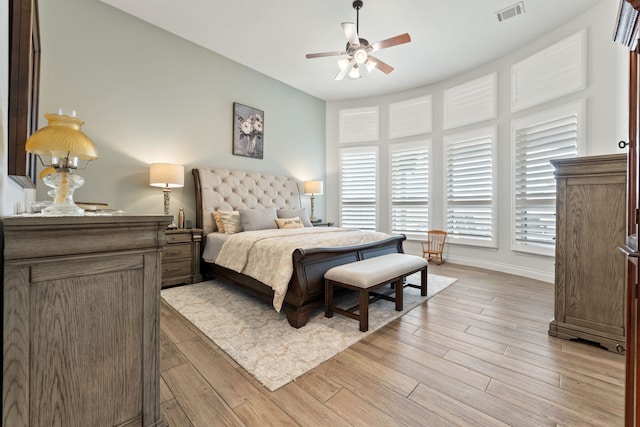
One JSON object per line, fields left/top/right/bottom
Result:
{"left": 164, "top": 243, "right": 191, "bottom": 261}
{"left": 162, "top": 259, "right": 192, "bottom": 278}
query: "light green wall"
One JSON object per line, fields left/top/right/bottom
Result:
{"left": 35, "top": 0, "right": 326, "bottom": 223}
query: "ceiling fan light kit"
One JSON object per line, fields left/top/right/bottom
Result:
{"left": 305, "top": 0, "right": 411, "bottom": 81}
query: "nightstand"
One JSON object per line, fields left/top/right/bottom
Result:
{"left": 162, "top": 228, "right": 203, "bottom": 288}
{"left": 312, "top": 221, "right": 334, "bottom": 227}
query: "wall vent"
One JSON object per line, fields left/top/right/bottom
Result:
{"left": 496, "top": 2, "right": 524, "bottom": 22}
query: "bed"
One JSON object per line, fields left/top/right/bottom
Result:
{"left": 192, "top": 167, "right": 406, "bottom": 328}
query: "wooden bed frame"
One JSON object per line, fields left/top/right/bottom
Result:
{"left": 192, "top": 167, "right": 405, "bottom": 328}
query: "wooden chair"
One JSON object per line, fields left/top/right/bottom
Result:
{"left": 421, "top": 230, "right": 448, "bottom": 264}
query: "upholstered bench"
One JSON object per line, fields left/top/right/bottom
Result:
{"left": 324, "top": 253, "right": 428, "bottom": 332}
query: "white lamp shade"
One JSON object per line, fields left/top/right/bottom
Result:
{"left": 304, "top": 180, "right": 323, "bottom": 195}
{"left": 149, "top": 163, "right": 184, "bottom": 188}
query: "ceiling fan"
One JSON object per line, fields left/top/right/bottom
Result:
{"left": 305, "top": 0, "right": 411, "bottom": 80}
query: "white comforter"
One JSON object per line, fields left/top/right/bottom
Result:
{"left": 214, "top": 227, "right": 392, "bottom": 311}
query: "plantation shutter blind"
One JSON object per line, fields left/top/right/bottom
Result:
{"left": 511, "top": 31, "right": 585, "bottom": 111}
{"left": 339, "top": 147, "right": 378, "bottom": 231}
{"left": 388, "top": 95, "right": 433, "bottom": 139}
{"left": 339, "top": 107, "right": 379, "bottom": 143}
{"left": 513, "top": 106, "right": 579, "bottom": 254}
{"left": 390, "top": 141, "right": 429, "bottom": 238}
{"left": 443, "top": 73, "right": 497, "bottom": 129}
{"left": 445, "top": 128, "right": 496, "bottom": 246}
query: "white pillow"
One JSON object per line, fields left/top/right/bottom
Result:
{"left": 218, "top": 210, "right": 243, "bottom": 234}
{"left": 277, "top": 209, "right": 313, "bottom": 227}
{"left": 275, "top": 216, "right": 304, "bottom": 229}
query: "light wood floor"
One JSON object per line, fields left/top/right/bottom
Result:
{"left": 159, "top": 263, "right": 625, "bottom": 426}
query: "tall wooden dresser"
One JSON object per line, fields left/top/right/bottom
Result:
{"left": 548, "top": 154, "right": 627, "bottom": 353}
{"left": 2, "top": 215, "right": 170, "bottom": 427}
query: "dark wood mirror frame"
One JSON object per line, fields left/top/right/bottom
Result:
{"left": 8, "top": 0, "right": 40, "bottom": 188}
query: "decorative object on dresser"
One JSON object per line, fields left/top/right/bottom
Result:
{"left": 2, "top": 215, "right": 170, "bottom": 427}
{"left": 162, "top": 228, "right": 203, "bottom": 288}
{"left": 548, "top": 154, "right": 626, "bottom": 353}
{"left": 313, "top": 221, "right": 334, "bottom": 227}
{"left": 193, "top": 167, "right": 405, "bottom": 328}
{"left": 232, "top": 102, "right": 264, "bottom": 159}
{"left": 25, "top": 110, "right": 98, "bottom": 215}
{"left": 304, "top": 179, "right": 323, "bottom": 222}
{"left": 149, "top": 162, "right": 184, "bottom": 229}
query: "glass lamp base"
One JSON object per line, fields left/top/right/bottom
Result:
{"left": 42, "top": 202, "right": 85, "bottom": 216}
{"left": 42, "top": 170, "right": 86, "bottom": 216}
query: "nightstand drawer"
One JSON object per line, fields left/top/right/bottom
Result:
{"left": 162, "top": 259, "right": 192, "bottom": 278}
{"left": 162, "top": 228, "right": 203, "bottom": 288}
{"left": 167, "top": 233, "right": 192, "bottom": 244}
{"left": 164, "top": 243, "right": 191, "bottom": 261}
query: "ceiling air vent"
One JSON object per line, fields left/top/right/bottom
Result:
{"left": 496, "top": 2, "right": 525, "bottom": 22}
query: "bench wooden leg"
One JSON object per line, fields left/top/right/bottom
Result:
{"left": 420, "top": 266, "right": 428, "bottom": 296}
{"left": 395, "top": 278, "right": 403, "bottom": 311}
{"left": 325, "top": 279, "right": 334, "bottom": 318}
{"left": 359, "top": 290, "right": 369, "bottom": 332}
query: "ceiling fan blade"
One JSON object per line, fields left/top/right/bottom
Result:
{"left": 335, "top": 60, "right": 354, "bottom": 81}
{"left": 306, "top": 50, "right": 347, "bottom": 59}
{"left": 370, "top": 33, "right": 411, "bottom": 51}
{"left": 342, "top": 22, "right": 360, "bottom": 48}
{"left": 368, "top": 56, "right": 394, "bottom": 74}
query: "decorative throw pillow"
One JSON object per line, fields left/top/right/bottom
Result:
{"left": 212, "top": 211, "right": 225, "bottom": 233}
{"left": 275, "top": 216, "right": 304, "bottom": 229}
{"left": 277, "top": 208, "right": 313, "bottom": 227}
{"left": 239, "top": 207, "right": 278, "bottom": 231}
{"left": 218, "top": 210, "right": 243, "bottom": 234}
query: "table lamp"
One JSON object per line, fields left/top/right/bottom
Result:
{"left": 25, "top": 111, "right": 98, "bottom": 215}
{"left": 304, "top": 180, "right": 323, "bottom": 222}
{"left": 150, "top": 163, "right": 184, "bottom": 228}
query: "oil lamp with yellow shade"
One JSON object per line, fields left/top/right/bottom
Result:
{"left": 25, "top": 111, "right": 98, "bottom": 215}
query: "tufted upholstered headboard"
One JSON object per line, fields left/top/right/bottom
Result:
{"left": 193, "top": 168, "right": 303, "bottom": 235}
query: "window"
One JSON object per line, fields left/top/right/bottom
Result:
{"left": 512, "top": 102, "right": 583, "bottom": 255}
{"left": 390, "top": 141, "right": 430, "bottom": 239}
{"left": 443, "top": 73, "right": 497, "bottom": 129}
{"left": 511, "top": 31, "right": 586, "bottom": 111}
{"left": 444, "top": 127, "right": 497, "bottom": 247}
{"left": 339, "top": 107, "right": 379, "bottom": 143}
{"left": 388, "top": 95, "right": 433, "bottom": 139}
{"left": 339, "top": 146, "right": 378, "bottom": 231}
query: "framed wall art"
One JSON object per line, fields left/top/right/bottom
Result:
{"left": 233, "top": 102, "right": 264, "bottom": 159}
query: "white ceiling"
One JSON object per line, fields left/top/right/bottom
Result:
{"left": 100, "top": 0, "right": 605, "bottom": 102}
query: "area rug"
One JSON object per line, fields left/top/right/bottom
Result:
{"left": 161, "top": 272, "right": 456, "bottom": 391}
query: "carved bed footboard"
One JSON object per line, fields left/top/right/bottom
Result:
{"left": 200, "top": 234, "right": 406, "bottom": 328}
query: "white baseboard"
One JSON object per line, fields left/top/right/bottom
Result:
{"left": 404, "top": 250, "right": 554, "bottom": 284}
